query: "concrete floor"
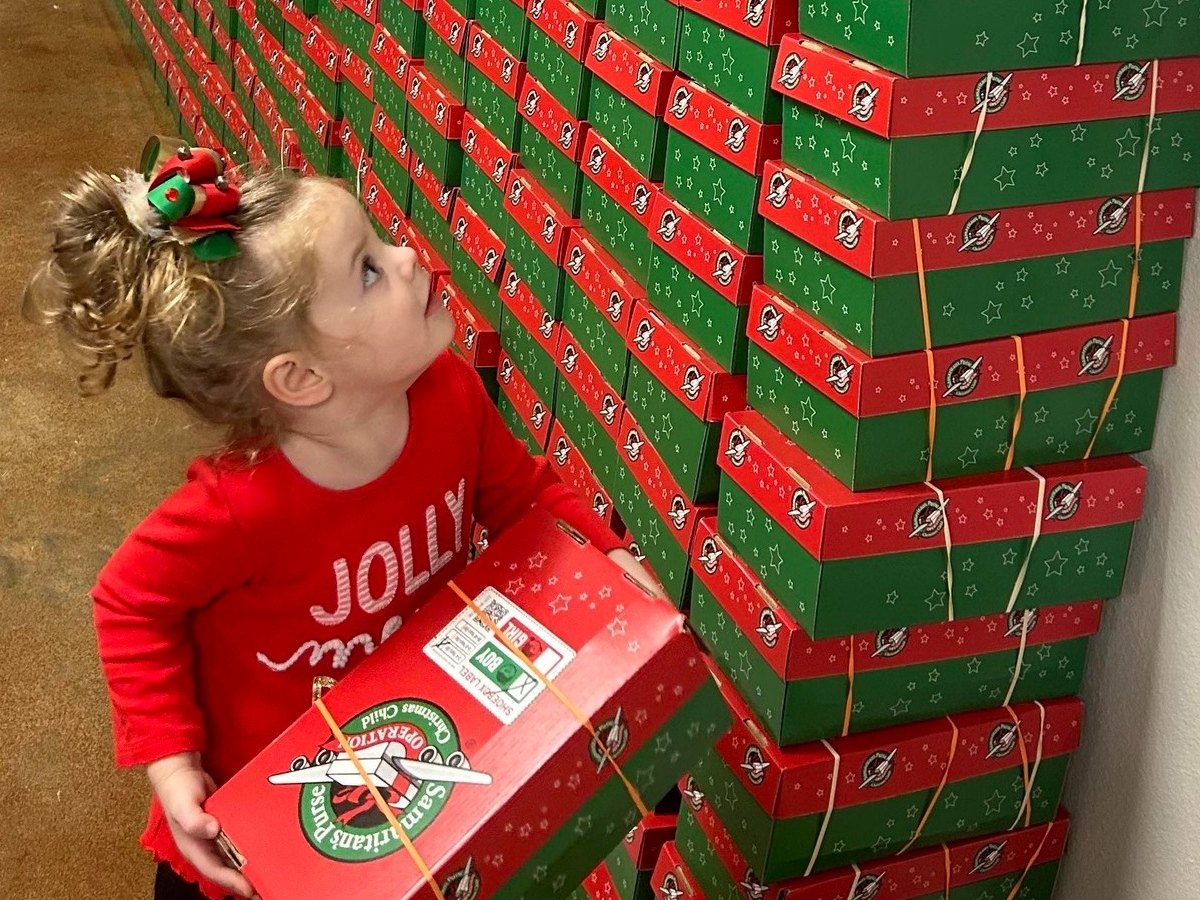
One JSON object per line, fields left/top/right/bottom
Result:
{"left": 0, "top": 3, "right": 222, "bottom": 897}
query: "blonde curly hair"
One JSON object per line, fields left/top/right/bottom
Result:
{"left": 24, "top": 162, "right": 337, "bottom": 451}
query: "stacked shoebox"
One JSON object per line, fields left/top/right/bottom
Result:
{"left": 669, "top": 6, "right": 1198, "bottom": 900}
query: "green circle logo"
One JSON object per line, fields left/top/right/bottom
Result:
{"left": 275, "top": 699, "right": 483, "bottom": 863}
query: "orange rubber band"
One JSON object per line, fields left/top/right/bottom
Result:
{"left": 315, "top": 697, "right": 448, "bottom": 900}
{"left": 898, "top": 720, "right": 959, "bottom": 855}
{"left": 943, "top": 844, "right": 952, "bottom": 900}
{"left": 841, "top": 643, "right": 856, "bottom": 737}
{"left": 1006, "top": 822, "right": 1056, "bottom": 900}
{"left": 1004, "top": 706, "right": 1034, "bottom": 830}
{"left": 1004, "top": 336, "right": 1027, "bottom": 471}
{"left": 913, "top": 219, "right": 937, "bottom": 482}
{"left": 446, "top": 580, "right": 651, "bottom": 818}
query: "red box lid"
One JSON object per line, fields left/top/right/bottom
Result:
{"left": 620, "top": 813, "right": 678, "bottom": 872}
{"left": 498, "top": 350, "right": 554, "bottom": 450}
{"left": 466, "top": 23, "right": 526, "bottom": 102}
{"left": 759, "top": 161, "right": 1197, "bottom": 278}
{"left": 649, "top": 193, "right": 762, "bottom": 306}
{"left": 685, "top": 0, "right": 796, "bottom": 46}
{"left": 207, "top": 509, "right": 704, "bottom": 900}
{"left": 628, "top": 302, "right": 747, "bottom": 423}
{"left": 664, "top": 75, "right": 781, "bottom": 175}
{"left": 580, "top": 130, "right": 660, "bottom": 229}
{"left": 502, "top": 263, "right": 561, "bottom": 361}
{"left": 362, "top": 169, "right": 408, "bottom": 243}
{"left": 279, "top": 0, "right": 308, "bottom": 30}
{"left": 563, "top": 230, "right": 640, "bottom": 342}
{"left": 773, "top": 36, "right": 1200, "bottom": 139}
{"left": 556, "top": 325, "right": 625, "bottom": 442}
{"left": 547, "top": 419, "right": 617, "bottom": 528}
{"left": 586, "top": 26, "right": 673, "bottom": 117}
{"left": 410, "top": 149, "right": 459, "bottom": 220}
{"left": 370, "top": 24, "right": 414, "bottom": 91}
{"left": 424, "top": 0, "right": 469, "bottom": 55}
{"left": 749, "top": 284, "right": 1177, "bottom": 416}
{"left": 688, "top": 775, "right": 1069, "bottom": 900}
{"left": 527, "top": 0, "right": 598, "bottom": 64}
{"left": 521, "top": 71, "right": 589, "bottom": 164}
{"left": 408, "top": 64, "right": 466, "bottom": 139}
{"left": 712, "top": 663, "right": 1081, "bottom": 817}
{"left": 692, "top": 518, "right": 1102, "bottom": 682}
{"left": 372, "top": 104, "right": 412, "bottom": 169}
{"left": 297, "top": 88, "right": 339, "bottom": 146}
{"left": 718, "top": 410, "right": 1146, "bottom": 562}
{"left": 341, "top": 45, "right": 375, "bottom": 98}
{"left": 652, "top": 843, "right": 704, "bottom": 900}
{"left": 615, "top": 405, "right": 717, "bottom": 556}
{"left": 451, "top": 195, "right": 507, "bottom": 282}
{"left": 302, "top": 20, "right": 343, "bottom": 82}
{"left": 339, "top": 120, "right": 373, "bottom": 184}
{"left": 343, "top": 0, "right": 381, "bottom": 24}
{"left": 445, "top": 278, "right": 500, "bottom": 367}
{"left": 464, "top": 112, "right": 518, "bottom": 192}
{"left": 506, "top": 167, "right": 579, "bottom": 266}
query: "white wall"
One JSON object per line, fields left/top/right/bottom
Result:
{"left": 1056, "top": 204, "right": 1200, "bottom": 898}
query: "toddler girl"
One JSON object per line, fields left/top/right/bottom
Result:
{"left": 25, "top": 138, "right": 656, "bottom": 900}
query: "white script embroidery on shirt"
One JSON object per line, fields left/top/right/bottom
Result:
{"left": 255, "top": 478, "right": 467, "bottom": 673}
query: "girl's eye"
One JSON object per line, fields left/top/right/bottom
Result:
{"left": 362, "top": 257, "right": 381, "bottom": 289}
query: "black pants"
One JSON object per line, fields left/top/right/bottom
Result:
{"left": 154, "top": 863, "right": 231, "bottom": 900}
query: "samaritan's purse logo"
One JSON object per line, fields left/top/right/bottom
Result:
{"left": 272, "top": 699, "right": 492, "bottom": 862}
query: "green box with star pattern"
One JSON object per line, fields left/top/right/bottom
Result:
{"left": 773, "top": 37, "right": 1200, "bottom": 220}
{"left": 689, "top": 517, "right": 1099, "bottom": 747}
{"left": 451, "top": 243, "right": 504, "bottom": 331}
{"left": 586, "top": 76, "right": 670, "bottom": 183}
{"left": 411, "top": 183, "right": 456, "bottom": 263}
{"left": 717, "top": 408, "right": 1145, "bottom": 640}
{"left": 476, "top": 0, "right": 530, "bottom": 57}
{"left": 647, "top": 250, "right": 752, "bottom": 375}
{"left": 692, "top": 668, "right": 1079, "bottom": 881}
{"left": 677, "top": 10, "right": 780, "bottom": 123}
{"left": 504, "top": 216, "right": 570, "bottom": 316}
{"left": 583, "top": 811, "right": 680, "bottom": 900}
{"left": 526, "top": 7, "right": 594, "bottom": 120}
{"left": 622, "top": 303, "right": 748, "bottom": 504}
{"left": 676, "top": 776, "right": 1070, "bottom": 900}
{"left": 747, "top": 285, "right": 1175, "bottom": 491}
{"left": 465, "top": 61, "right": 524, "bottom": 151}
{"left": 381, "top": 0, "right": 427, "bottom": 57}
{"left": 797, "top": 0, "right": 1200, "bottom": 78}
{"left": 602, "top": 0, "right": 682, "bottom": 67}
{"left": 500, "top": 272, "right": 562, "bottom": 411}
{"left": 582, "top": 181, "right": 656, "bottom": 289}
{"left": 519, "top": 116, "right": 587, "bottom": 216}
{"left": 757, "top": 164, "right": 1192, "bottom": 358}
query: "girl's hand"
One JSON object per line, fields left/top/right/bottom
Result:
{"left": 147, "top": 753, "right": 257, "bottom": 899}
{"left": 606, "top": 548, "right": 669, "bottom": 601}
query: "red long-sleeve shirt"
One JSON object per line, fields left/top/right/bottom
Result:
{"left": 92, "top": 351, "right": 621, "bottom": 896}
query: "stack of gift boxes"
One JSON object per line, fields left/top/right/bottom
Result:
{"left": 669, "top": 6, "right": 1198, "bottom": 900}
{"left": 112, "top": 0, "right": 1199, "bottom": 898}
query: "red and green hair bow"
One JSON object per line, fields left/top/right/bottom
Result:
{"left": 139, "top": 136, "right": 241, "bottom": 262}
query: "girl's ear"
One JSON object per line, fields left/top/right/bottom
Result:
{"left": 262, "top": 352, "right": 333, "bottom": 408}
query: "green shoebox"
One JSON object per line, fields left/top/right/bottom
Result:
{"left": 783, "top": 100, "right": 1200, "bottom": 220}
{"left": 590, "top": 814, "right": 679, "bottom": 900}
{"left": 693, "top": 673, "right": 1079, "bottom": 881}
{"left": 369, "top": 29, "right": 413, "bottom": 126}
{"left": 552, "top": 371, "right": 625, "bottom": 505}
{"left": 623, "top": 302, "right": 747, "bottom": 504}
{"left": 476, "top": 0, "right": 530, "bottom": 57}
{"left": 690, "top": 516, "right": 1100, "bottom": 747}
{"left": 526, "top": 1, "right": 596, "bottom": 120}
{"left": 758, "top": 163, "right": 1192, "bottom": 357}
{"left": 519, "top": 91, "right": 587, "bottom": 215}
{"left": 800, "top": 0, "right": 1200, "bottom": 77}
{"left": 380, "top": 0, "right": 427, "bottom": 57}
{"left": 461, "top": 153, "right": 511, "bottom": 238}
{"left": 608, "top": 396, "right": 717, "bottom": 609}
{"left": 502, "top": 168, "right": 577, "bottom": 316}
{"left": 498, "top": 350, "right": 553, "bottom": 455}
{"left": 327, "top": 3, "right": 374, "bottom": 57}
{"left": 461, "top": 108, "right": 519, "bottom": 229}
{"left": 646, "top": 249, "right": 751, "bottom": 375}
{"left": 298, "top": 22, "right": 344, "bottom": 116}
{"left": 341, "top": 76, "right": 377, "bottom": 141}
{"left": 464, "top": 23, "right": 526, "bottom": 150}
{"left": 424, "top": 0, "right": 471, "bottom": 101}
{"left": 677, "top": 779, "right": 1070, "bottom": 900}
{"left": 578, "top": 128, "right": 661, "bottom": 282}
{"left": 718, "top": 408, "right": 1146, "bottom": 639}
{"left": 501, "top": 305, "right": 560, "bottom": 414}
{"left": 585, "top": 24, "right": 679, "bottom": 180}
{"left": 370, "top": 104, "right": 414, "bottom": 213}
{"left": 452, "top": 243, "right": 504, "bottom": 331}
{"left": 411, "top": 180, "right": 455, "bottom": 263}
{"left": 257, "top": 0, "right": 287, "bottom": 44}
{"left": 406, "top": 64, "right": 466, "bottom": 186}
{"left": 664, "top": 127, "right": 765, "bottom": 254}
{"left": 747, "top": 284, "right": 1175, "bottom": 490}
{"left": 678, "top": 11, "right": 779, "bottom": 123}
{"left": 561, "top": 228, "right": 640, "bottom": 396}
{"left": 602, "top": 0, "right": 682, "bottom": 67}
